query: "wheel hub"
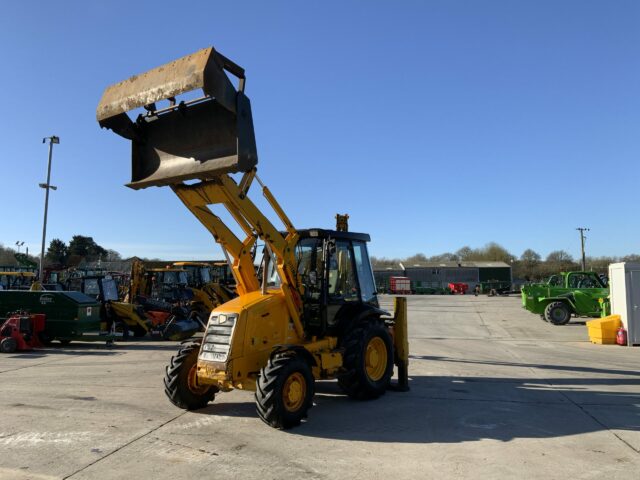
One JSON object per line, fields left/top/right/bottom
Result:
{"left": 283, "top": 372, "right": 306, "bottom": 412}
{"left": 365, "top": 337, "right": 387, "bottom": 382}
{"left": 187, "top": 364, "right": 209, "bottom": 395}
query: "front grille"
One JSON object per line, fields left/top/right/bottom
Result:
{"left": 199, "top": 315, "right": 235, "bottom": 363}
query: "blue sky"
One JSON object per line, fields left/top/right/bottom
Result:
{"left": 0, "top": 1, "right": 638, "bottom": 261}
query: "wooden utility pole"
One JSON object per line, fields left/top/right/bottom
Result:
{"left": 576, "top": 227, "right": 590, "bottom": 271}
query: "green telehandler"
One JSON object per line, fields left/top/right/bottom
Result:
{"left": 521, "top": 271, "right": 608, "bottom": 325}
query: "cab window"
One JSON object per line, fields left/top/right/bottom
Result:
{"left": 328, "top": 241, "right": 359, "bottom": 302}
{"left": 353, "top": 241, "right": 377, "bottom": 303}
{"left": 84, "top": 279, "right": 100, "bottom": 296}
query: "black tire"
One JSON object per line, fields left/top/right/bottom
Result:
{"left": 255, "top": 354, "right": 314, "bottom": 429}
{"left": 540, "top": 314, "right": 548, "bottom": 322}
{"left": 544, "top": 301, "right": 572, "bottom": 325}
{"left": 338, "top": 320, "right": 394, "bottom": 400}
{"left": 164, "top": 342, "right": 216, "bottom": 410}
{"left": 0, "top": 337, "right": 17, "bottom": 353}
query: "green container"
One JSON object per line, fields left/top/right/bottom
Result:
{"left": 0, "top": 290, "right": 101, "bottom": 341}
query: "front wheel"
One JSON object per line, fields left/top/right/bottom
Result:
{"left": 0, "top": 337, "right": 17, "bottom": 353}
{"left": 255, "top": 354, "right": 314, "bottom": 429}
{"left": 164, "top": 342, "right": 217, "bottom": 410}
{"left": 544, "top": 301, "right": 572, "bottom": 325}
{"left": 338, "top": 321, "right": 394, "bottom": 400}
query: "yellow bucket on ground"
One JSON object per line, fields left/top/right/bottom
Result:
{"left": 586, "top": 315, "right": 621, "bottom": 344}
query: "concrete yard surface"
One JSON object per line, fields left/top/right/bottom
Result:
{"left": 1, "top": 295, "right": 639, "bottom": 479}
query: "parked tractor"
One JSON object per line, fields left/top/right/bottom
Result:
{"left": 97, "top": 46, "right": 409, "bottom": 429}
{"left": 521, "top": 271, "right": 609, "bottom": 325}
{"left": 172, "top": 261, "right": 236, "bottom": 316}
{"left": 0, "top": 271, "right": 36, "bottom": 291}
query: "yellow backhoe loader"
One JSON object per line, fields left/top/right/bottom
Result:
{"left": 172, "top": 261, "right": 236, "bottom": 315}
{"left": 97, "top": 46, "right": 409, "bottom": 429}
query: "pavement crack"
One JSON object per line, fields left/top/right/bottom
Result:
{"left": 62, "top": 412, "right": 188, "bottom": 479}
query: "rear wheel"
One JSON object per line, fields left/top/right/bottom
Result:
{"left": 164, "top": 342, "right": 216, "bottom": 410}
{"left": 0, "top": 337, "right": 17, "bottom": 353}
{"left": 338, "top": 321, "right": 394, "bottom": 399}
{"left": 545, "top": 302, "right": 572, "bottom": 325}
{"left": 255, "top": 354, "right": 314, "bottom": 429}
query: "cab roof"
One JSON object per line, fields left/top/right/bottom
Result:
{"left": 296, "top": 229, "right": 370, "bottom": 242}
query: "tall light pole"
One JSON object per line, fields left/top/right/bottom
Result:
{"left": 15, "top": 241, "right": 24, "bottom": 253}
{"left": 39, "top": 136, "right": 60, "bottom": 280}
{"left": 576, "top": 227, "right": 590, "bottom": 271}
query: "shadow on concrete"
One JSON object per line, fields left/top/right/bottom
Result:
{"left": 411, "top": 355, "right": 640, "bottom": 377}
{"left": 190, "top": 365, "right": 640, "bottom": 444}
{"left": 2, "top": 341, "right": 183, "bottom": 358}
{"left": 107, "top": 343, "right": 183, "bottom": 351}
{"left": 4, "top": 348, "right": 122, "bottom": 358}
{"left": 290, "top": 374, "right": 640, "bottom": 443}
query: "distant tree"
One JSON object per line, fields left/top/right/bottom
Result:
{"left": 105, "top": 249, "right": 122, "bottom": 262}
{"left": 621, "top": 254, "right": 640, "bottom": 263}
{"left": 404, "top": 253, "right": 428, "bottom": 265}
{"left": 0, "top": 244, "right": 18, "bottom": 265}
{"left": 546, "top": 250, "right": 573, "bottom": 263}
{"left": 519, "top": 249, "right": 541, "bottom": 280}
{"left": 544, "top": 250, "right": 577, "bottom": 275}
{"left": 46, "top": 238, "right": 68, "bottom": 265}
{"left": 68, "top": 235, "right": 108, "bottom": 262}
{"left": 521, "top": 249, "right": 541, "bottom": 264}
{"left": 370, "top": 256, "right": 400, "bottom": 269}
{"left": 585, "top": 256, "right": 617, "bottom": 274}
{"left": 456, "top": 246, "right": 473, "bottom": 261}
{"left": 429, "top": 252, "right": 459, "bottom": 262}
{"left": 481, "top": 242, "right": 513, "bottom": 262}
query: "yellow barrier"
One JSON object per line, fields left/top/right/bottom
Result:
{"left": 586, "top": 315, "right": 621, "bottom": 344}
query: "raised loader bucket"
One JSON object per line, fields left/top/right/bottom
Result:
{"left": 97, "top": 47, "right": 257, "bottom": 189}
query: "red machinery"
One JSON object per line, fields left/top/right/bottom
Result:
{"left": 0, "top": 312, "right": 46, "bottom": 353}
{"left": 390, "top": 276, "right": 411, "bottom": 295}
{"left": 448, "top": 283, "right": 468, "bottom": 295}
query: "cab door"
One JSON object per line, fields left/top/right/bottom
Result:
{"left": 325, "top": 239, "right": 360, "bottom": 327}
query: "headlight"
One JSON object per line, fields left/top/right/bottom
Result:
{"left": 219, "top": 314, "right": 237, "bottom": 325}
{"left": 208, "top": 313, "right": 237, "bottom": 325}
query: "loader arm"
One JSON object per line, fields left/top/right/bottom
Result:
{"left": 171, "top": 173, "right": 304, "bottom": 338}
{"left": 97, "top": 47, "right": 305, "bottom": 336}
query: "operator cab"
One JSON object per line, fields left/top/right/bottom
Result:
{"left": 263, "top": 228, "right": 380, "bottom": 337}
{"left": 173, "top": 262, "right": 213, "bottom": 289}
{"left": 67, "top": 276, "right": 119, "bottom": 302}
{"left": 147, "top": 269, "right": 191, "bottom": 303}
